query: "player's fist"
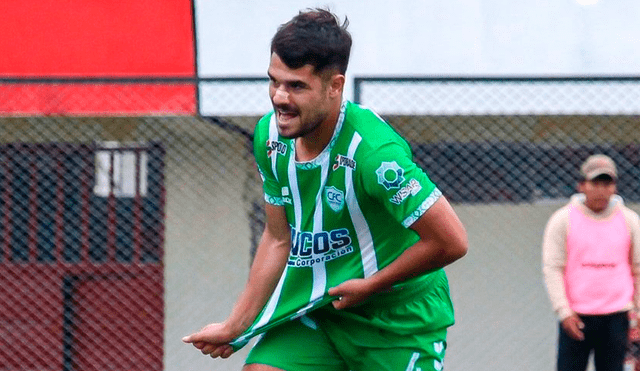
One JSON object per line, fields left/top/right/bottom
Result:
{"left": 328, "top": 278, "right": 375, "bottom": 309}
{"left": 182, "top": 322, "right": 237, "bottom": 358}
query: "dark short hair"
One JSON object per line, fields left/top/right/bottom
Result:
{"left": 271, "top": 8, "right": 352, "bottom": 75}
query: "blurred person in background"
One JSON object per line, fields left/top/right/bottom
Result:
{"left": 183, "top": 7, "right": 468, "bottom": 371}
{"left": 543, "top": 154, "right": 640, "bottom": 371}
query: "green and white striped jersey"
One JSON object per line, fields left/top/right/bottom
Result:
{"left": 231, "top": 101, "right": 444, "bottom": 349}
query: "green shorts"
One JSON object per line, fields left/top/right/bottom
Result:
{"left": 245, "top": 269, "right": 454, "bottom": 371}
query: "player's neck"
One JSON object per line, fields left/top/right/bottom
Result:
{"left": 295, "top": 107, "right": 340, "bottom": 162}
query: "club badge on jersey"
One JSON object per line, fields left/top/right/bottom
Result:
{"left": 325, "top": 186, "right": 345, "bottom": 212}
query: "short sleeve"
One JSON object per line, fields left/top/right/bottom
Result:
{"left": 359, "top": 143, "right": 440, "bottom": 228}
{"left": 253, "top": 116, "right": 285, "bottom": 206}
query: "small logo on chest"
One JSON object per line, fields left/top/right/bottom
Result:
{"left": 332, "top": 154, "right": 356, "bottom": 171}
{"left": 325, "top": 186, "right": 345, "bottom": 212}
{"left": 266, "top": 139, "right": 287, "bottom": 157}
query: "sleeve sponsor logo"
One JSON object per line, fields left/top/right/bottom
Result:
{"left": 266, "top": 139, "right": 287, "bottom": 157}
{"left": 332, "top": 154, "right": 356, "bottom": 171}
{"left": 389, "top": 178, "right": 422, "bottom": 205}
{"left": 375, "top": 161, "right": 405, "bottom": 190}
{"left": 324, "top": 186, "right": 345, "bottom": 212}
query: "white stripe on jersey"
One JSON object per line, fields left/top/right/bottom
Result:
{"left": 288, "top": 148, "right": 302, "bottom": 233}
{"left": 268, "top": 115, "right": 279, "bottom": 183}
{"left": 345, "top": 132, "right": 379, "bottom": 278}
{"left": 252, "top": 264, "right": 289, "bottom": 330}
{"left": 252, "top": 144, "right": 301, "bottom": 329}
{"left": 288, "top": 140, "right": 331, "bottom": 303}
{"left": 251, "top": 117, "right": 288, "bottom": 329}
{"left": 310, "top": 157, "right": 329, "bottom": 302}
{"left": 405, "top": 352, "right": 421, "bottom": 371}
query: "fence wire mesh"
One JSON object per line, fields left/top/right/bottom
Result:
{"left": 355, "top": 77, "right": 640, "bottom": 371}
{"left": 1, "top": 77, "right": 640, "bottom": 371}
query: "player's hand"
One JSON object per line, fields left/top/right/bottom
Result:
{"left": 182, "top": 322, "right": 237, "bottom": 359}
{"left": 328, "top": 278, "right": 375, "bottom": 310}
{"left": 561, "top": 314, "right": 585, "bottom": 341}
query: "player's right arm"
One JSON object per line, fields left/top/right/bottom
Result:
{"left": 182, "top": 114, "right": 292, "bottom": 358}
{"left": 182, "top": 202, "right": 291, "bottom": 358}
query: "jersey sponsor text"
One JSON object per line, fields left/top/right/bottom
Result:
{"left": 390, "top": 178, "right": 422, "bottom": 205}
{"left": 266, "top": 139, "right": 287, "bottom": 157}
{"left": 332, "top": 154, "right": 356, "bottom": 171}
{"left": 289, "top": 227, "right": 354, "bottom": 267}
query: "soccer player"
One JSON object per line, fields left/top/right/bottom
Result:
{"left": 183, "top": 8, "right": 468, "bottom": 370}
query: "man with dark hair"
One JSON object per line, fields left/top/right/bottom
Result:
{"left": 271, "top": 9, "right": 351, "bottom": 75}
{"left": 183, "top": 8, "right": 468, "bottom": 370}
{"left": 543, "top": 154, "right": 640, "bottom": 371}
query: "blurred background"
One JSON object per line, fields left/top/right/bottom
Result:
{"left": 1, "top": 0, "right": 639, "bottom": 370}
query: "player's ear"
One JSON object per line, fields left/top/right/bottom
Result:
{"left": 328, "top": 74, "right": 345, "bottom": 98}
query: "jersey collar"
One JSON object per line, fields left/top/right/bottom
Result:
{"left": 294, "top": 100, "right": 347, "bottom": 170}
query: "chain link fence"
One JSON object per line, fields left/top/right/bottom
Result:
{"left": 355, "top": 77, "right": 640, "bottom": 371}
{"left": 0, "top": 100, "right": 261, "bottom": 370}
{"left": 1, "top": 77, "right": 640, "bottom": 370}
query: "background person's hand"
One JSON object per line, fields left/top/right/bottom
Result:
{"left": 561, "top": 314, "right": 585, "bottom": 341}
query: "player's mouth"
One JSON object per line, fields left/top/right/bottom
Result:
{"left": 276, "top": 107, "right": 299, "bottom": 124}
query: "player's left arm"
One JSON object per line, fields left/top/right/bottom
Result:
{"left": 330, "top": 195, "right": 468, "bottom": 309}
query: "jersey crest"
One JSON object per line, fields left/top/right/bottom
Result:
{"left": 325, "top": 186, "right": 344, "bottom": 212}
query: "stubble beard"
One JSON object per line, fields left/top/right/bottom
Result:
{"left": 276, "top": 108, "right": 328, "bottom": 140}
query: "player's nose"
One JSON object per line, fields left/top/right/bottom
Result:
{"left": 272, "top": 87, "right": 290, "bottom": 105}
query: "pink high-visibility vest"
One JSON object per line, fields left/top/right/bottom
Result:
{"left": 565, "top": 205, "right": 633, "bottom": 315}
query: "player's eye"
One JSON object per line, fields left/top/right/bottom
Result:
{"left": 289, "top": 81, "right": 307, "bottom": 90}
